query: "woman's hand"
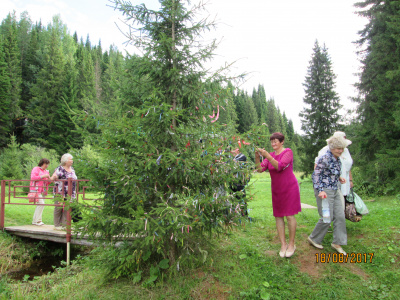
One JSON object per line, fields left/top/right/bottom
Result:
{"left": 256, "top": 147, "right": 265, "bottom": 157}
{"left": 318, "top": 191, "right": 327, "bottom": 199}
{"left": 339, "top": 177, "right": 346, "bottom": 184}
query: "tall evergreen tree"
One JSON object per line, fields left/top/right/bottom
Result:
{"left": 76, "top": 44, "right": 97, "bottom": 113}
{"left": 265, "top": 98, "right": 280, "bottom": 133}
{"left": 78, "top": 0, "right": 250, "bottom": 277}
{"left": 1, "top": 12, "right": 22, "bottom": 122}
{"left": 234, "top": 90, "right": 258, "bottom": 132}
{"left": 26, "top": 25, "right": 65, "bottom": 148}
{"left": 353, "top": 0, "right": 400, "bottom": 193}
{"left": 251, "top": 84, "right": 267, "bottom": 124}
{"left": 18, "top": 12, "right": 33, "bottom": 112}
{"left": 0, "top": 36, "right": 12, "bottom": 147}
{"left": 299, "top": 40, "right": 341, "bottom": 175}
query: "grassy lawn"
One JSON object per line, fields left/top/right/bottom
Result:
{"left": 1, "top": 173, "right": 400, "bottom": 299}
{"left": 1, "top": 192, "right": 101, "bottom": 227}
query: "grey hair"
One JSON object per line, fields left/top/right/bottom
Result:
{"left": 60, "top": 153, "right": 73, "bottom": 166}
{"left": 327, "top": 136, "right": 348, "bottom": 150}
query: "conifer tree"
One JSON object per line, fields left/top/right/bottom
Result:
{"left": 1, "top": 13, "right": 22, "bottom": 122}
{"left": 80, "top": 0, "right": 249, "bottom": 276}
{"left": 265, "top": 98, "right": 280, "bottom": 133}
{"left": 26, "top": 25, "right": 65, "bottom": 148}
{"left": 234, "top": 90, "right": 257, "bottom": 132}
{"left": 0, "top": 135, "right": 23, "bottom": 180}
{"left": 353, "top": 0, "right": 400, "bottom": 193}
{"left": 251, "top": 84, "right": 267, "bottom": 124}
{"left": 299, "top": 40, "right": 341, "bottom": 175}
{"left": 0, "top": 37, "right": 12, "bottom": 147}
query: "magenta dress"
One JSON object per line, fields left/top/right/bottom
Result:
{"left": 260, "top": 148, "right": 301, "bottom": 217}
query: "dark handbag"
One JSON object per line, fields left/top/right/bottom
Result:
{"left": 344, "top": 202, "right": 361, "bottom": 222}
{"left": 344, "top": 188, "right": 362, "bottom": 222}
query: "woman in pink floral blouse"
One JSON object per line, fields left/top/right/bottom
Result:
{"left": 30, "top": 158, "right": 51, "bottom": 226}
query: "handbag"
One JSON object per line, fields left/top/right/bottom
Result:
{"left": 344, "top": 202, "right": 361, "bottom": 222}
{"left": 28, "top": 191, "right": 39, "bottom": 203}
{"left": 28, "top": 181, "right": 39, "bottom": 203}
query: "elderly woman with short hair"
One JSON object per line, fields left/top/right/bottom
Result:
{"left": 308, "top": 135, "right": 348, "bottom": 255}
{"left": 51, "top": 153, "right": 78, "bottom": 230}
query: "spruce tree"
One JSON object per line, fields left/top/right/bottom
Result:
{"left": 26, "top": 25, "right": 65, "bottom": 149}
{"left": 299, "top": 40, "right": 341, "bottom": 175}
{"left": 80, "top": 0, "right": 250, "bottom": 277}
{"left": 265, "top": 98, "right": 280, "bottom": 133}
{"left": 251, "top": 84, "right": 267, "bottom": 124}
{"left": 353, "top": 0, "right": 400, "bottom": 193}
{"left": 0, "top": 36, "right": 12, "bottom": 147}
{"left": 1, "top": 13, "right": 22, "bottom": 122}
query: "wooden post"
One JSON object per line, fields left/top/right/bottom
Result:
{"left": 66, "top": 177, "right": 72, "bottom": 265}
{"left": 0, "top": 180, "right": 5, "bottom": 230}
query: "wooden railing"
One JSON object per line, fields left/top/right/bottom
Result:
{"left": 0, "top": 178, "right": 93, "bottom": 241}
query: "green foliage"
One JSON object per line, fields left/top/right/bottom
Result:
{"left": 299, "top": 40, "right": 342, "bottom": 176}
{"left": 0, "top": 12, "right": 22, "bottom": 121}
{"left": 2, "top": 175, "right": 400, "bottom": 299}
{"left": 0, "top": 135, "right": 23, "bottom": 180}
{"left": 0, "top": 137, "right": 59, "bottom": 181}
{"left": 77, "top": 0, "right": 255, "bottom": 278}
{"left": 19, "top": 143, "right": 59, "bottom": 178}
{"left": 0, "top": 36, "right": 12, "bottom": 148}
{"left": 352, "top": 0, "right": 400, "bottom": 195}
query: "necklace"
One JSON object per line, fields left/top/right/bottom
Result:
{"left": 275, "top": 148, "right": 285, "bottom": 155}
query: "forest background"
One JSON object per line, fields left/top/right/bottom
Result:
{"left": 1, "top": 0, "right": 399, "bottom": 195}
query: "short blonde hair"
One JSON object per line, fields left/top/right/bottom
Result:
{"left": 60, "top": 153, "right": 73, "bottom": 166}
{"left": 327, "top": 136, "right": 348, "bottom": 150}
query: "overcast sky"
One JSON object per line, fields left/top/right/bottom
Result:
{"left": 2, "top": 0, "right": 367, "bottom": 132}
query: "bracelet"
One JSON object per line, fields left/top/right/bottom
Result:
{"left": 350, "top": 180, "right": 353, "bottom": 182}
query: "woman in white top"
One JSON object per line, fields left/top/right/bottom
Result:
{"left": 314, "top": 131, "right": 353, "bottom": 203}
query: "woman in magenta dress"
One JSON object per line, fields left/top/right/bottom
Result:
{"left": 255, "top": 132, "right": 301, "bottom": 258}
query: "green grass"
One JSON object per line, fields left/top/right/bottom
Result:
{"left": 2, "top": 193, "right": 101, "bottom": 226}
{"left": 1, "top": 173, "right": 400, "bottom": 299}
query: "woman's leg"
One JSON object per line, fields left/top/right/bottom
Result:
{"left": 286, "top": 215, "right": 297, "bottom": 252}
{"left": 275, "top": 217, "right": 287, "bottom": 252}
{"left": 309, "top": 189, "right": 331, "bottom": 244}
{"left": 54, "top": 200, "right": 63, "bottom": 227}
{"left": 32, "top": 194, "right": 45, "bottom": 224}
{"left": 332, "top": 190, "right": 347, "bottom": 245}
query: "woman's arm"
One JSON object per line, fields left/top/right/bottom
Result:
{"left": 256, "top": 148, "right": 279, "bottom": 170}
{"left": 349, "top": 170, "right": 353, "bottom": 188}
{"left": 30, "top": 167, "right": 41, "bottom": 180}
{"left": 312, "top": 156, "right": 328, "bottom": 196}
{"left": 255, "top": 151, "right": 263, "bottom": 173}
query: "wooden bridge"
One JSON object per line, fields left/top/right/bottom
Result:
{"left": 1, "top": 178, "right": 96, "bottom": 264}
{"left": 3, "top": 224, "right": 93, "bottom": 246}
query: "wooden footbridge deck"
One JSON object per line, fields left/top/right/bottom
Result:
{"left": 3, "top": 224, "right": 93, "bottom": 246}
{"left": 1, "top": 178, "right": 96, "bottom": 264}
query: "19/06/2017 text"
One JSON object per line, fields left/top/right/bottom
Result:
{"left": 315, "top": 253, "right": 374, "bottom": 263}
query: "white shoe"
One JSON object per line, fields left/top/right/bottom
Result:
{"left": 308, "top": 236, "right": 324, "bottom": 249}
{"left": 331, "top": 244, "right": 347, "bottom": 255}
{"left": 32, "top": 222, "right": 44, "bottom": 226}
